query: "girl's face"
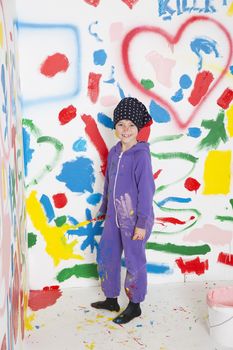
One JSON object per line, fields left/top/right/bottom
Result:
{"left": 115, "top": 119, "right": 138, "bottom": 148}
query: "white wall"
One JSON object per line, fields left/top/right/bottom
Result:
{"left": 16, "top": 0, "right": 233, "bottom": 290}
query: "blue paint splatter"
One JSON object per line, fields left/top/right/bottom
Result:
{"left": 67, "top": 216, "right": 78, "bottom": 225}
{"left": 179, "top": 74, "right": 192, "bottom": 89}
{"left": 40, "top": 194, "right": 55, "bottom": 222}
{"left": 97, "top": 113, "right": 114, "bottom": 129}
{"left": 122, "top": 258, "right": 172, "bottom": 274}
{"left": 190, "top": 37, "right": 219, "bottom": 71}
{"left": 157, "top": 197, "right": 192, "bottom": 207}
{"left": 171, "top": 88, "right": 183, "bottom": 102}
{"left": 73, "top": 137, "right": 87, "bottom": 152}
{"left": 87, "top": 193, "right": 102, "bottom": 205}
{"left": 93, "top": 49, "right": 107, "bottom": 66}
{"left": 104, "top": 65, "right": 115, "bottom": 84}
{"left": 117, "top": 83, "right": 126, "bottom": 99}
{"left": 67, "top": 208, "right": 103, "bottom": 253}
{"left": 149, "top": 100, "right": 171, "bottom": 123}
{"left": 187, "top": 127, "right": 202, "bottom": 138}
{"left": 22, "top": 127, "right": 34, "bottom": 176}
{"left": 56, "top": 157, "right": 95, "bottom": 194}
{"left": 230, "top": 66, "right": 233, "bottom": 75}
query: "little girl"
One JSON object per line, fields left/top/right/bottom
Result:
{"left": 91, "top": 97, "right": 155, "bottom": 324}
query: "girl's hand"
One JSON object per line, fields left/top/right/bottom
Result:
{"left": 132, "top": 227, "right": 146, "bottom": 240}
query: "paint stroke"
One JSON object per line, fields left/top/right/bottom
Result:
{"left": 188, "top": 71, "right": 214, "bottom": 106}
{"left": 175, "top": 257, "right": 208, "bottom": 275}
{"left": 81, "top": 114, "right": 108, "bottom": 175}
{"left": 97, "top": 112, "right": 114, "bottom": 129}
{"left": 28, "top": 286, "right": 62, "bottom": 311}
{"left": 28, "top": 232, "right": 37, "bottom": 248}
{"left": 57, "top": 157, "right": 95, "bottom": 193}
{"left": 217, "top": 88, "right": 233, "bottom": 109}
{"left": 198, "top": 110, "right": 228, "bottom": 150}
{"left": 87, "top": 193, "right": 102, "bottom": 205}
{"left": 187, "top": 127, "right": 201, "bottom": 138}
{"left": 203, "top": 150, "right": 231, "bottom": 194}
{"left": 146, "top": 242, "right": 211, "bottom": 255}
{"left": 88, "top": 20, "right": 103, "bottom": 41}
{"left": 146, "top": 51, "right": 176, "bottom": 88}
{"left": 156, "top": 216, "right": 189, "bottom": 225}
{"left": 121, "top": 259, "right": 172, "bottom": 274}
{"left": 157, "top": 197, "right": 191, "bottom": 207}
{"left": 184, "top": 177, "right": 200, "bottom": 192}
{"left": 56, "top": 264, "right": 99, "bottom": 282}
{"left": 88, "top": 72, "right": 101, "bottom": 103}
{"left": 226, "top": 104, "right": 233, "bottom": 137}
{"left": 184, "top": 224, "right": 233, "bottom": 246}
{"left": 52, "top": 193, "right": 67, "bottom": 208}
{"left": 215, "top": 215, "right": 233, "bottom": 222}
{"left": 58, "top": 105, "right": 77, "bottom": 125}
{"left": 40, "top": 194, "right": 55, "bottom": 222}
{"left": 149, "top": 100, "right": 171, "bottom": 123}
{"left": 84, "top": 0, "right": 100, "bottom": 8}
{"left": 22, "top": 127, "right": 34, "bottom": 177}
{"left": 40, "top": 53, "right": 69, "bottom": 77}
{"left": 218, "top": 252, "right": 233, "bottom": 266}
{"left": 26, "top": 191, "right": 84, "bottom": 266}
{"left": 190, "top": 37, "right": 219, "bottom": 71}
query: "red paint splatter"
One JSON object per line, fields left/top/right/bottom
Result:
{"left": 137, "top": 123, "right": 152, "bottom": 142}
{"left": 88, "top": 72, "right": 101, "bottom": 103}
{"left": 58, "top": 105, "right": 77, "bottom": 125}
{"left": 121, "top": 17, "right": 233, "bottom": 128}
{"left": 156, "top": 217, "right": 186, "bottom": 225}
{"left": 40, "top": 53, "right": 69, "bottom": 78}
{"left": 175, "top": 257, "right": 208, "bottom": 275}
{"left": 81, "top": 114, "right": 108, "bottom": 176}
{"left": 84, "top": 0, "right": 100, "bottom": 6}
{"left": 153, "top": 169, "right": 162, "bottom": 179}
{"left": 28, "top": 286, "right": 62, "bottom": 311}
{"left": 217, "top": 88, "right": 233, "bottom": 109}
{"left": 188, "top": 71, "right": 214, "bottom": 106}
{"left": 121, "top": 0, "right": 140, "bottom": 9}
{"left": 20, "top": 290, "right": 25, "bottom": 340}
{"left": 218, "top": 252, "right": 233, "bottom": 266}
{"left": 0, "top": 335, "right": 6, "bottom": 350}
{"left": 184, "top": 177, "right": 201, "bottom": 192}
{"left": 52, "top": 193, "right": 68, "bottom": 208}
{"left": 12, "top": 254, "right": 20, "bottom": 344}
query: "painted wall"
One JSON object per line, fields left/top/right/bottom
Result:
{"left": 16, "top": 0, "right": 233, "bottom": 291}
{"left": 0, "top": 0, "right": 27, "bottom": 349}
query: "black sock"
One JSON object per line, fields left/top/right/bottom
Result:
{"left": 106, "top": 297, "right": 118, "bottom": 303}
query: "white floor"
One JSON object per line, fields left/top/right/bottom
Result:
{"left": 24, "top": 281, "right": 233, "bottom": 350}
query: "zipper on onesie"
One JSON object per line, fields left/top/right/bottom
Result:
{"left": 113, "top": 152, "right": 123, "bottom": 228}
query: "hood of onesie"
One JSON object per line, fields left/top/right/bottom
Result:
{"left": 114, "top": 141, "right": 150, "bottom": 155}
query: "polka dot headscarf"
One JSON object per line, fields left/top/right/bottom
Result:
{"left": 113, "top": 97, "right": 152, "bottom": 130}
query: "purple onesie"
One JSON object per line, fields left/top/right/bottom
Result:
{"left": 97, "top": 140, "right": 155, "bottom": 303}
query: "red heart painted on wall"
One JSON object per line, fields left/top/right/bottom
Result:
{"left": 122, "top": 16, "right": 233, "bottom": 129}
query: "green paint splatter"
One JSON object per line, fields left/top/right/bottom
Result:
{"left": 215, "top": 215, "right": 233, "bottom": 222}
{"left": 22, "top": 118, "right": 41, "bottom": 138}
{"left": 146, "top": 242, "right": 211, "bottom": 255}
{"left": 198, "top": 109, "right": 228, "bottom": 150}
{"left": 28, "top": 232, "right": 37, "bottom": 248}
{"left": 150, "top": 134, "right": 184, "bottom": 144}
{"left": 141, "top": 79, "right": 154, "bottom": 90}
{"left": 230, "top": 199, "right": 233, "bottom": 209}
{"left": 55, "top": 216, "right": 67, "bottom": 227}
{"left": 56, "top": 264, "right": 98, "bottom": 282}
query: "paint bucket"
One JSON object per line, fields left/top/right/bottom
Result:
{"left": 207, "top": 286, "right": 233, "bottom": 348}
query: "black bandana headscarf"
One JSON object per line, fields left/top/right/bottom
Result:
{"left": 113, "top": 97, "right": 152, "bottom": 130}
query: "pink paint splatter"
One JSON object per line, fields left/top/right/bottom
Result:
{"left": 100, "top": 95, "right": 119, "bottom": 107}
{"left": 58, "top": 105, "right": 77, "bottom": 125}
{"left": 109, "top": 22, "right": 124, "bottom": 41}
{"left": 146, "top": 51, "right": 176, "bottom": 88}
{"left": 40, "top": 53, "right": 69, "bottom": 77}
{"left": 183, "top": 224, "right": 233, "bottom": 246}
{"left": 176, "top": 257, "right": 208, "bottom": 275}
{"left": 52, "top": 193, "right": 68, "bottom": 208}
{"left": 153, "top": 169, "right": 162, "bottom": 179}
{"left": 188, "top": 71, "right": 214, "bottom": 106}
{"left": 28, "top": 286, "right": 62, "bottom": 311}
{"left": 184, "top": 177, "right": 201, "bottom": 192}
{"left": 88, "top": 72, "right": 102, "bottom": 103}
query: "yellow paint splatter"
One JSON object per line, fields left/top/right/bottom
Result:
{"left": 226, "top": 104, "right": 233, "bottom": 137}
{"left": 25, "top": 312, "right": 36, "bottom": 331}
{"left": 203, "top": 150, "right": 232, "bottom": 194}
{"left": 85, "top": 341, "right": 95, "bottom": 350}
{"left": 96, "top": 314, "right": 105, "bottom": 319}
{"left": 0, "top": 22, "right": 3, "bottom": 48}
{"left": 227, "top": 1, "right": 233, "bottom": 15}
{"left": 26, "top": 191, "right": 84, "bottom": 266}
